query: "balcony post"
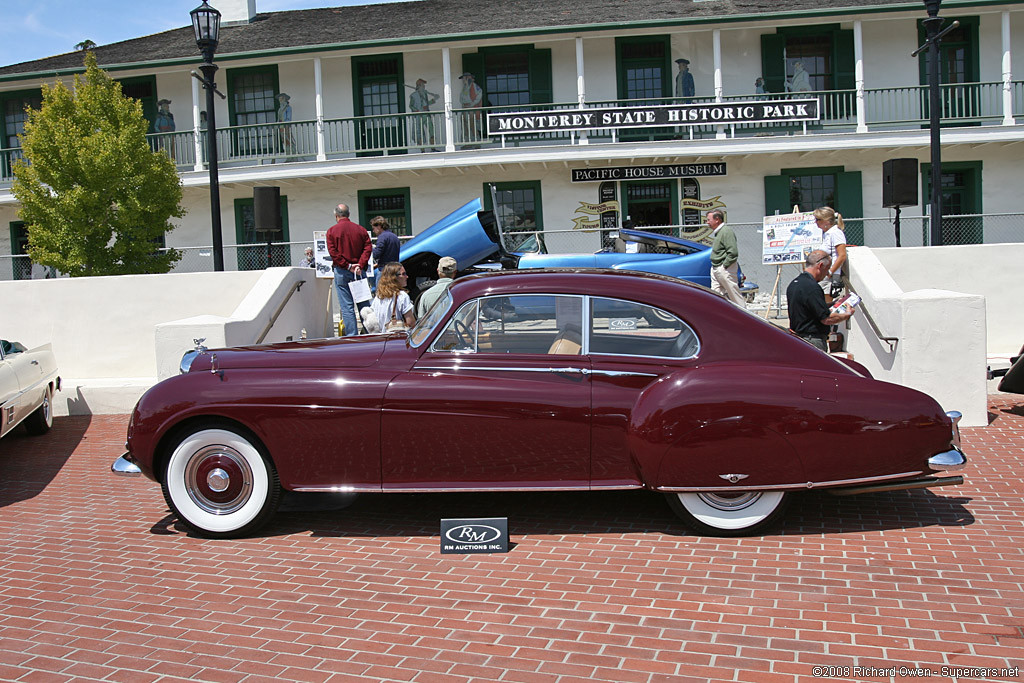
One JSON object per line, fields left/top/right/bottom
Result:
{"left": 1002, "top": 11, "right": 1014, "bottom": 126}
{"left": 442, "top": 47, "right": 455, "bottom": 152}
{"left": 854, "top": 20, "right": 867, "bottom": 133}
{"left": 315, "top": 57, "right": 327, "bottom": 161}
{"left": 191, "top": 74, "right": 204, "bottom": 172}
{"left": 713, "top": 29, "right": 725, "bottom": 139}
{"left": 576, "top": 36, "right": 588, "bottom": 145}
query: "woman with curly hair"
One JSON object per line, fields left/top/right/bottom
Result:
{"left": 370, "top": 262, "right": 416, "bottom": 332}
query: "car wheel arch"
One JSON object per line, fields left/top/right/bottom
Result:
{"left": 154, "top": 415, "right": 270, "bottom": 485}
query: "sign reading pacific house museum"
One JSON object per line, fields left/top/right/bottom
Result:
{"left": 487, "top": 98, "right": 820, "bottom": 135}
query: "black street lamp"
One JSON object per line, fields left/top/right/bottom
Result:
{"left": 191, "top": 1, "right": 225, "bottom": 271}
{"left": 914, "top": 0, "right": 959, "bottom": 247}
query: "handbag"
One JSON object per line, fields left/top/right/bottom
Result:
{"left": 348, "top": 273, "right": 372, "bottom": 303}
{"left": 384, "top": 294, "right": 408, "bottom": 332}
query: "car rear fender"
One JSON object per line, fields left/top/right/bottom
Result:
{"left": 626, "top": 366, "right": 806, "bottom": 489}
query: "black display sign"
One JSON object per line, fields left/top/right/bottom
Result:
{"left": 489, "top": 99, "right": 819, "bottom": 135}
{"left": 572, "top": 163, "right": 727, "bottom": 183}
{"left": 440, "top": 517, "right": 509, "bottom": 554}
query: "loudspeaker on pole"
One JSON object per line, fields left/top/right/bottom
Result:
{"left": 253, "top": 186, "right": 281, "bottom": 232}
{"left": 882, "top": 158, "right": 918, "bottom": 208}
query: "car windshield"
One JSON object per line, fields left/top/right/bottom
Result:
{"left": 408, "top": 290, "right": 452, "bottom": 347}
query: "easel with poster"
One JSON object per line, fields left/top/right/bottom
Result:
{"left": 760, "top": 207, "right": 822, "bottom": 319}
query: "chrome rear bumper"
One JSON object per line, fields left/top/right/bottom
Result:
{"left": 929, "top": 410, "right": 967, "bottom": 472}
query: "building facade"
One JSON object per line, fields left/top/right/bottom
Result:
{"left": 1, "top": 0, "right": 1022, "bottom": 281}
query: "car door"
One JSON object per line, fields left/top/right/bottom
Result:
{"left": 586, "top": 297, "right": 700, "bottom": 486}
{"left": 381, "top": 294, "right": 592, "bottom": 490}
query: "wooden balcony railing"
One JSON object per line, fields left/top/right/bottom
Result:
{"left": 1, "top": 81, "right": 1020, "bottom": 182}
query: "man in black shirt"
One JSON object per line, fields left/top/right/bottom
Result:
{"left": 786, "top": 250, "right": 854, "bottom": 351}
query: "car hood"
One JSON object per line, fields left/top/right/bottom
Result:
{"left": 188, "top": 335, "right": 391, "bottom": 372}
{"left": 400, "top": 198, "right": 500, "bottom": 269}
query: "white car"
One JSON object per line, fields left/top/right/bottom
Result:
{"left": 1, "top": 339, "right": 60, "bottom": 438}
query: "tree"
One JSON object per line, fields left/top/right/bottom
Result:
{"left": 12, "top": 52, "right": 185, "bottom": 277}
{"left": 75, "top": 40, "right": 97, "bottom": 51}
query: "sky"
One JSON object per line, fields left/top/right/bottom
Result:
{"left": 0, "top": 0, "right": 396, "bottom": 68}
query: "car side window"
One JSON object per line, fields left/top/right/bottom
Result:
{"left": 430, "top": 300, "right": 479, "bottom": 352}
{"left": 589, "top": 298, "right": 699, "bottom": 358}
{"left": 475, "top": 294, "right": 584, "bottom": 355}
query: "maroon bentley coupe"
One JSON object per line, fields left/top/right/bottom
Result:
{"left": 114, "top": 269, "right": 967, "bottom": 538}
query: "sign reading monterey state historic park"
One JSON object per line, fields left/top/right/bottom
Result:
{"left": 488, "top": 99, "right": 820, "bottom": 135}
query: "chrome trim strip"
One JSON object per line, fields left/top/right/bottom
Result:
{"left": 657, "top": 470, "right": 924, "bottom": 493}
{"left": 292, "top": 483, "right": 644, "bottom": 493}
{"left": 585, "top": 369, "right": 659, "bottom": 378}
{"left": 292, "top": 485, "right": 383, "bottom": 493}
{"left": 383, "top": 485, "right": 591, "bottom": 493}
{"left": 416, "top": 365, "right": 586, "bottom": 374}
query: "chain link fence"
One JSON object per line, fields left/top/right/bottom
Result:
{"left": 3, "top": 215, "right": 1022, "bottom": 291}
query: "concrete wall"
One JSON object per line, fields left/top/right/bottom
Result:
{"left": 845, "top": 246, "right": 996, "bottom": 426}
{"left": 871, "top": 243, "right": 1023, "bottom": 355}
{"left": 0, "top": 267, "right": 330, "bottom": 415}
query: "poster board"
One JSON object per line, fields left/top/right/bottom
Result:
{"left": 761, "top": 212, "right": 822, "bottom": 265}
{"left": 312, "top": 231, "right": 332, "bottom": 278}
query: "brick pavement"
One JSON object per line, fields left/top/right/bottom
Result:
{"left": 1, "top": 398, "right": 1023, "bottom": 683}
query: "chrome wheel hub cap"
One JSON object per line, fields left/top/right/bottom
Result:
{"left": 184, "top": 445, "right": 253, "bottom": 515}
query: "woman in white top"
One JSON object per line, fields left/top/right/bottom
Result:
{"left": 370, "top": 262, "right": 416, "bottom": 331}
{"left": 814, "top": 206, "right": 847, "bottom": 301}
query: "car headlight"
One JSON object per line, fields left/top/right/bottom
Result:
{"left": 180, "top": 349, "right": 200, "bottom": 374}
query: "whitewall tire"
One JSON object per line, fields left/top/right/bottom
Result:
{"left": 161, "top": 425, "right": 281, "bottom": 538}
{"left": 666, "top": 490, "right": 789, "bottom": 536}
{"left": 25, "top": 385, "right": 53, "bottom": 435}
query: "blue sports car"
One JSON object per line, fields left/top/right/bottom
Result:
{"left": 400, "top": 198, "right": 756, "bottom": 297}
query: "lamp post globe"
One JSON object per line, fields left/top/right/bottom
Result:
{"left": 191, "top": 1, "right": 225, "bottom": 271}
{"left": 191, "top": 1, "right": 221, "bottom": 64}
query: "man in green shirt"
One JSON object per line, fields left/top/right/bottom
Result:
{"left": 416, "top": 256, "right": 458, "bottom": 317}
{"left": 708, "top": 210, "right": 745, "bottom": 307}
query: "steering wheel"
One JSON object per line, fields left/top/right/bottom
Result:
{"left": 453, "top": 319, "right": 473, "bottom": 347}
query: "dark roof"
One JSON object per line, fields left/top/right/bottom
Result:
{"left": 0, "top": 0, "right": 960, "bottom": 77}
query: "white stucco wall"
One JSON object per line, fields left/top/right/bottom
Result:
{"left": 871, "top": 242, "right": 1023, "bottom": 355}
{"left": 0, "top": 267, "right": 330, "bottom": 415}
{"left": 845, "top": 246, "right": 989, "bottom": 426}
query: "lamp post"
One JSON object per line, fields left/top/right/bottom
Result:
{"left": 913, "top": 0, "right": 958, "bottom": 247}
{"left": 191, "top": 1, "right": 224, "bottom": 271}
{"left": 923, "top": 0, "right": 943, "bottom": 247}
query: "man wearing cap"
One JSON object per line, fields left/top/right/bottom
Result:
{"left": 458, "top": 72, "right": 484, "bottom": 144}
{"left": 326, "top": 203, "right": 372, "bottom": 336}
{"left": 409, "top": 78, "right": 439, "bottom": 150}
{"left": 416, "top": 256, "right": 458, "bottom": 317}
{"left": 675, "top": 59, "right": 695, "bottom": 98}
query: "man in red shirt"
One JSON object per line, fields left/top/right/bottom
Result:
{"left": 326, "top": 203, "right": 372, "bottom": 336}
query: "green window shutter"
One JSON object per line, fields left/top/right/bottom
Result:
{"left": 763, "top": 174, "right": 791, "bottom": 217}
{"left": 528, "top": 48, "right": 553, "bottom": 104}
{"left": 833, "top": 30, "right": 855, "bottom": 91}
{"left": 835, "top": 170, "right": 863, "bottom": 245}
{"left": 760, "top": 34, "right": 786, "bottom": 95}
{"left": 462, "top": 52, "right": 486, "bottom": 104}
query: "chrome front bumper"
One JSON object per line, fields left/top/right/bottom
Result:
{"left": 928, "top": 410, "right": 967, "bottom": 472}
{"left": 111, "top": 452, "right": 141, "bottom": 476}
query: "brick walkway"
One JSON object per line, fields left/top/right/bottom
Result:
{"left": 1, "top": 398, "right": 1022, "bottom": 683}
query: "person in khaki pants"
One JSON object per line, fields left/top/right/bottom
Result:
{"left": 707, "top": 210, "right": 745, "bottom": 306}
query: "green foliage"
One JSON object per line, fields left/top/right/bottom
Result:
{"left": 12, "top": 52, "right": 185, "bottom": 276}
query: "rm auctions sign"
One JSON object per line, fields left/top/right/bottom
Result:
{"left": 488, "top": 99, "right": 819, "bottom": 135}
